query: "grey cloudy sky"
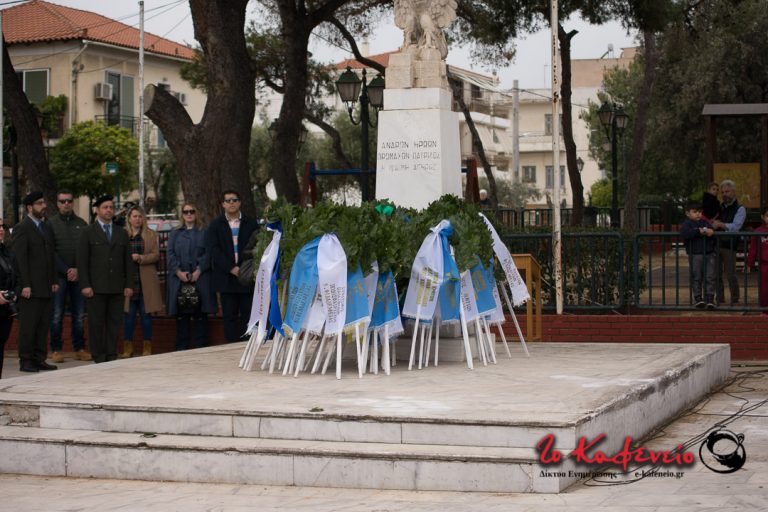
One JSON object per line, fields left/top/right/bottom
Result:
{"left": 46, "top": 0, "right": 637, "bottom": 90}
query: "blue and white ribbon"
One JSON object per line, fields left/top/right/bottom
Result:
{"left": 371, "top": 270, "right": 404, "bottom": 338}
{"left": 479, "top": 213, "right": 530, "bottom": 306}
{"left": 403, "top": 220, "right": 449, "bottom": 324}
{"left": 246, "top": 226, "right": 282, "bottom": 337}
{"left": 317, "top": 234, "right": 347, "bottom": 336}
{"left": 345, "top": 264, "right": 370, "bottom": 328}
{"left": 283, "top": 236, "right": 321, "bottom": 336}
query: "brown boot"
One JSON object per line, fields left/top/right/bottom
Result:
{"left": 142, "top": 340, "right": 152, "bottom": 356}
{"left": 120, "top": 341, "right": 133, "bottom": 359}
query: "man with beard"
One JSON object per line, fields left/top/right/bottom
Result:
{"left": 12, "top": 191, "right": 59, "bottom": 372}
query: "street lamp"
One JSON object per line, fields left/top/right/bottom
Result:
{"left": 576, "top": 156, "right": 584, "bottom": 173}
{"left": 598, "top": 101, "right": 629, "bottom": 229}
{"left": 335, "top": 66, "right": 385, "bottom": 202}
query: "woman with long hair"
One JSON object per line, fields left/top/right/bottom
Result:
{"left": 167, "top": 203, "right": 215, "bottom": 349}
{"left": 0, "top": 220, "right": 19, "bottom": 378}
{"left": 122, "top": 206, "right": 163, "bottom": 357}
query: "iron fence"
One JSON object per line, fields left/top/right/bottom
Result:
{"left": 151, "top": 229, "right": 765, "bottom": 314}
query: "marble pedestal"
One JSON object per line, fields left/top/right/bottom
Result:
{"left": 375, "top": 88, "right": 462, "bottom": 210}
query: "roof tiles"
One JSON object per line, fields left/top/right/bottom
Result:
{"left": 2, "top": 0, "right": 195, "bottom": 60}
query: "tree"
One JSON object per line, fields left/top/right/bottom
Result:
{"left": 589, "top": 178, "right": 611, "bottom": 207}
{"left": 2, "top": 43, "right": 58, "bottom": 205}
{"left": 144, "top": 0, "right": 255, "bottom": 223}
{"left": 145, "top": 147, "right": 180, "bottom": 213}
{"left": 479, "top": 176, "right": 541, "bottom": 208}
{"left": 586, "top": 0, "right": 768, "bottom": 210}
{"left": 49, "top": 121, "right": 138, "bottom": 201}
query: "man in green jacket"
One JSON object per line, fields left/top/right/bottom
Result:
{"left": 77, "top": 195, "right": 134, "bottom": 363}
{"left": 12, "top": 191, "right": 59, "bottom": 373}
{"left": 48, "top": 190, "right": 89, "bottom": 362}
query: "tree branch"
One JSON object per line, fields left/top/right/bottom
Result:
{"left": 304, "top": 112, "right": 354, "bottom": 169}
{"left": 143, "top": 85, "right": 195, "bottom": 152}
{"left": 328, "top": 17, "right": 386, "bottom": 75}
{"left": 448, "top": 73, "right": 497, "bottom": 208}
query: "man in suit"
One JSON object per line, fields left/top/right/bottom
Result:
{"left": 77, "top": 195, "right": 134, "bottom": 363}
{"left": 205, "top": 190, "right": 259, "bottom": 342}
{"left": 12, "top": 191, "right": 59, "bottom": 372}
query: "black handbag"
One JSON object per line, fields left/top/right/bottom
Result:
{"left": 177, "top": 282, "right": 200, "bottom": 311}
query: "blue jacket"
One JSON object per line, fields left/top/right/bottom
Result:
{"left": 680, "top": 219, "right": 716, "bottom": 255}
{"left": 166, "top": 226, "right": 216, "bottom": 315}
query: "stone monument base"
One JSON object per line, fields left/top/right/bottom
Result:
{"left": 375, "top": 88, "right": 462, "bottom": 210}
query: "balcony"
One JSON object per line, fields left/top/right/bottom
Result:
{"left": 94, "top": 115, "right": 139, "bottom": 136}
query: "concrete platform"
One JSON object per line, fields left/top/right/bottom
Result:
{"left": 0, "top": 342, "right": 730, "bottom": 493}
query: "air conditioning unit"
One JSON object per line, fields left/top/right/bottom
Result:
{"left": 94, "top": 82, "right": 113, "bottom": 101}
{"left": 172, "top": 91, "right": 187, "bottom": 106}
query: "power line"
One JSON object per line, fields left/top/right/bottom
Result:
{"left": 10, "top": 0, "right": 187, "bottom": 67}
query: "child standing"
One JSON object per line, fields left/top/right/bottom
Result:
{"left": 680, "top": 203, "right": 717, "bottom": 309}
{"left": 746, "top": 207, "right": 768, "bottom": 313}
{"left": 702, "top": 182, "right": 721, "bottom": 222}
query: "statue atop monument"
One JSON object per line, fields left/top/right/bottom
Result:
{"left": 394, "top": 0, "right": 458, "bottom": 60}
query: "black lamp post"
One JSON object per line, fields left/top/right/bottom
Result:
{"left": 598, "top": 102, "right": 629, "bottom": 229}
{"left": 335, "top": 66, "right": 385, "bottom": 202}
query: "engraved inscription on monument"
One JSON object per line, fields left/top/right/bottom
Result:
{"left": 377, "top": 138, "right": 441, "bottom": 173}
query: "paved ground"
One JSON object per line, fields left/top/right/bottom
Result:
{"left": 0, "top": 351, "right": 765, "bottom": 511}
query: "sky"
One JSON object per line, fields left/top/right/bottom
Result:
{"left": 26, "top": 0, "right": 638, "bottom": 90}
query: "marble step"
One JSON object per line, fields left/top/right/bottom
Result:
{"left": 0, "top": 425, "right": 578, "bottom": 493}
{"left": 1, "top": 402, "right": 576, "bottom": 450}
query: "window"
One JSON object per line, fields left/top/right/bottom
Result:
{"left": 523, "top": 166, "right": 536, "bottom": 183}
{"left": 545, "top": 165, "right": 566, "bottom": 189}
{"left": 544, "top": 114, "right": 564, "bottom": 136}
{"left": 16, "top": 69, "right": 49, "bottom": 104}
{"left": 105, "top": 71, "right": 135, "bottom": 132}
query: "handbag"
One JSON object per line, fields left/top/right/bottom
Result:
{"left": 237, "top": 257, "right": 256, "bottom": 287}
{"left": 177, "top": 282, "right": 200, "bottom": 311}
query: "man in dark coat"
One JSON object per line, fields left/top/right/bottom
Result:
{"left": 205, "top": 190, "right": 259, "bottom": 342}
{"left": 12, "top": 191, "right": 59, "bottom": 372}
{"left": 77, "top": 195, "right": 134, "bottom": 363}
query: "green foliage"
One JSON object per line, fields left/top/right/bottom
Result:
{"left": 251, "top": 195, "right": 496, "bottom": 286}
{"left": 589, "top": 179, "right": 612, "bottom": 207}
{"left": 478, "top": 176, "right": 541, "bottom": 208}
{"left": 36, "top": 95, "right": 68, "bottom": 138}
{"left": 49, "top": 121, "right": 138, "bottom": 200}
{"left": 587, "top": 0, "right": 768, "bottom": 201}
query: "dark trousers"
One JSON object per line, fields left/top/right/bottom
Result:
{"left": 689, "top": 253, "right": 716, "bottom": 303}
{"left": 18, "top": 297, "right": 53, "bottom": 365}
{"left": 221, "top": 292, "right": 252, "bottom": 342}
{"left": 51, "top": 277, "right": 86, "bottom": 352}
{"left": 176, "top": 311, "right": 209, "bottom": 350}
{"left": 0, "top": 314, "right": 14, "bottom": 379}
{"left": 86, "top": 293, "right": 123, "bottom": 363}
{"left": 717, "top": 247, "right": 740, "bottom": 303}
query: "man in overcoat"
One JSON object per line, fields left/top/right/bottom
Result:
{"left": 205, "top": 190, "right": 259, "bottom": 342}
{"left": 77, "top": 195, "right": 134, "bottom": 362}
{"left": 12, "top": 191, "right": 58, "bottom": 372}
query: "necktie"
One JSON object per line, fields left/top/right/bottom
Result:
{"left": 37, "top": 222, "right": 44, "bottom": 234}
{"left": 104, "top": 224, "right": 112, "bottom": 242}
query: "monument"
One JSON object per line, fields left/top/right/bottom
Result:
{"left": 375, "top": 0, "right": 462, "bottom": 210}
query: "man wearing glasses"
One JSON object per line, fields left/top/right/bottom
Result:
{"left": 48, "top": 190, "right": 90, "bottom": 362}
{"left": 12, "top": 191, "right": 59, "bottom": 372}
{"left": 205, "top": 190, "right": 259, "bottom": 342}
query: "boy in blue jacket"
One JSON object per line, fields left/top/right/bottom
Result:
{"left": 680, "top": 202, "right": 716, "bottom": 309}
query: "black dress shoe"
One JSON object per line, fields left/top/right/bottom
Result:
{"left": 19, "top": 363, "right": 39, "bottom": 373}
{"left": 37, "top": 362, "right": 58, "bottom": 371}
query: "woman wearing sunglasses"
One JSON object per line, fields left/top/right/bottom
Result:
{"left": 166, "top": 204, "right": 215, "bottom": 350}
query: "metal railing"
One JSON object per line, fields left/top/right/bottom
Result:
{"left": 150, "top": 229, "right": 765, "bottom": 314}
{"left": 633, "top": 231, "right": 765, "bottom": 311}
{"left": 493, "top": 206, "right": 658, "bottom": 231}
{"left": 503, "top": 232, "right": 627, "bottom": 310}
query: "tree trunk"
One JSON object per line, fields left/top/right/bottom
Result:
{"left": 2, "top": 44, "right": 58, "bottom": 209}
{"left": 449, "top": 75, "right": 498, "bottom": 208}
{"left": 624, "top": 31, "right": 658, "bottom": 233}
{"left": 558, "top": 25, "right": 584, "bottom": 226}
{"left": 144, "top": 0, "right": 255, "bottom": 223}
